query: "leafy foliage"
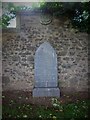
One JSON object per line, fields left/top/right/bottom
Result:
{"left": 1, "top": 3, "right": 32, "bottom": 28}
{"left": 1, "top": 2, "right": 90, "bottom": 32}
{"left": 1, "top": 13, "right": 15, "bottom": 28}
{"left": 40, "top": 2, "right": 89, "bottom": 33}
{"left": 71, "top": 2, "right": 90, "bottom": 32}
{"left": 40, "top": 2, "right": 63, "bottom": 13}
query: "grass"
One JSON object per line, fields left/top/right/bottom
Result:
{"left": 2, "top": 100, "right": 89, "bottom": 119}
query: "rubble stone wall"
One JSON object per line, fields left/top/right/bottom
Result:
{"left": 2, "top": 11, "right": 88, "bottom": 93}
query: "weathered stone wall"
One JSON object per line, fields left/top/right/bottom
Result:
{"left": 2, "top": 11, "right": 88, "bottom": 93}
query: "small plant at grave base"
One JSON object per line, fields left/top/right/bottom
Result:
{"left": 52, "top": 98, "right": 63, "bottom": 111}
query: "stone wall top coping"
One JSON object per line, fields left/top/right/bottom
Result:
{"left": 16, "top": 9, "right": 53, "bottom": 16}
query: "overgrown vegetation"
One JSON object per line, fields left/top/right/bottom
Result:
{"left": 1, "top": 2, "right": 39, "bottom": 28}
{"left": 40, "top": 2, "right": 90, "bottom": 33}
{"left": 3, "top": 99, "right": 89, "bottom": 119}
{"left": 1, "top": 2, "right": 90, "bottom": 33}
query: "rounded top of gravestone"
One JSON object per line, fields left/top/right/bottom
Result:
{"left": 35, "top": 42, "right": 56, "bottom": 55}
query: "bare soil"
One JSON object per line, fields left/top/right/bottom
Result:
{"left": 2, "top": 90, "right": 89, "bottom": 107}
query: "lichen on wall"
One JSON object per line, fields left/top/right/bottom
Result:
{"left": 2, "top": 11, "right": 88, "bottom": 93}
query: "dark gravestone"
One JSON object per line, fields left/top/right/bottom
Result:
{"left": 33, "top": 42, "right": 60, "bottom": 97}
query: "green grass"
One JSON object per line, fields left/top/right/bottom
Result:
{"left": 3, "top": 100, "right": 89, "bottom": 119}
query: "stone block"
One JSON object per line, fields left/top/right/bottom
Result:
{"left": 33, "top": 88, "right": 60, "bottom": 97}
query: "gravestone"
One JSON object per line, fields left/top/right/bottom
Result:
{"left": 33, "top": 42, "right": 60, "bottom": 97}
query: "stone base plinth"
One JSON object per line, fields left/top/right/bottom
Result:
{"left": 33, "top": 87, "right": 60, "bottom": 97}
